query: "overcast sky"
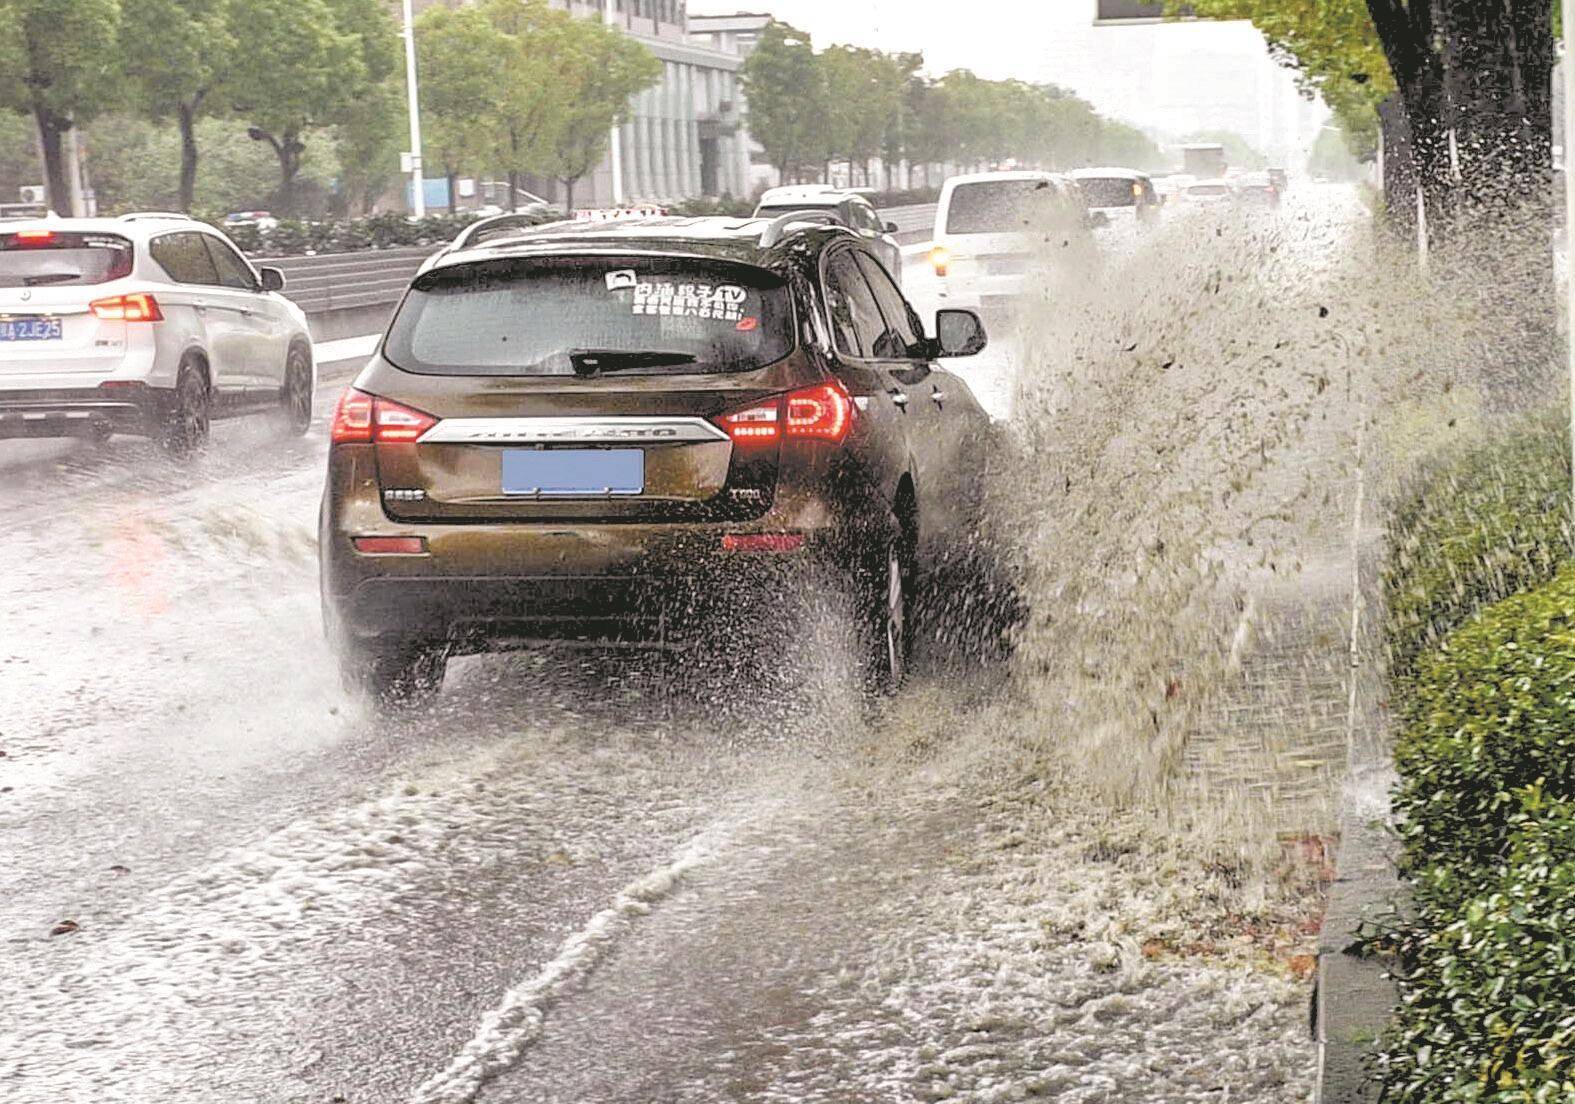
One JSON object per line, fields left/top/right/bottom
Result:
{"left": 686, "top": 0, "right": 1074, "bottom": 81}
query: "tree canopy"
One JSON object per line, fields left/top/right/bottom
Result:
{"left": 118, "top": 0, "right": 235, "bottom": 210}
{"left": 0, "top": 0, "right": 123, "bottom": 209}
{"left": 224, "top": 0, "right": 399, "bottom": 211}
{"left": 742, "top": 24, "right": 1165, "bottom": 183}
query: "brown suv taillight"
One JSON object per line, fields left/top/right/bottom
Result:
{"left": 329, "top": 387, "right": 439, "bottom": 445}
{"left": 714, "top": 380, "right": 854, "bottom": 447}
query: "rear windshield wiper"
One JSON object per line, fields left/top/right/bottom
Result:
{"left": 21, "top": 272, "right": 83, "bottom": 287}
{"left": 568, "top": 349, "right": 698, "bottom": 377}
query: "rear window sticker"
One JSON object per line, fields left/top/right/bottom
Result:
{"left": 631, "top": 280, "right": 748, "bottom": 322}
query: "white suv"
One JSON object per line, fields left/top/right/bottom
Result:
{"left": 753, "top": 186, "right": 903, "bottom": 282}
{"left": 0, "top": 214, "right": 314, "bottom": 454}
{"left": 929, "top": 172, "right": 1095, "bottom": 313}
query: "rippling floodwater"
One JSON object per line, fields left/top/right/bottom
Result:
{"left": 4, "top": 184, "right": 1533, "bottom": 1102}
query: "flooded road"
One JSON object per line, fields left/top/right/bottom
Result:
{"left": 0, "top": 190, "right": 1371, "bottom": 1103}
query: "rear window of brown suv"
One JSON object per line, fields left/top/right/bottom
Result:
{"left": 384, "top": 255, "right": 796, "bottom": 377}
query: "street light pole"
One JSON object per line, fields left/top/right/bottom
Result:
{"left": 606, "top": 0, "right": 624, "bottom": 205}
{"left": 401, "top": 0, "right": 426, "bottom": 219}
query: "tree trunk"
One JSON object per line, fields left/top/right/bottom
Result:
{"left": 447, "top": 171, "right": 459, "bottom": 213}
{"left": 260, "top": 129, "right": 306, "bottom": 216}
{"left": 507, "top": 170, "right": 519, "bottom": 212}
{"left": 31, "top": 106, "right": 70, "bottom": 215}
{"left": 562, "top": 177, "right": 577, "bottom": 214}
{"left": 177, "top": 101, "right": 200, "bottom": 213}
{"left": 1440, "top": 0, "right": 1554, "bottom": 207}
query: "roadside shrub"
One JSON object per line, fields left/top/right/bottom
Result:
{"left": 1379, "top": 567, "right": 1575, "bottom": 1101}
{"left": 1392, "top": 564, "right": 1575, "bottom": 905}
{"left": 874, "top": 185, "right": 942, "bottom": 207}
{"left": 666, "top": 188, "right": 940, "bottom": 220}
{"left": 1378, "top": 800, "right": 1575, "bottom": 1103}
{"left": 669, "top": 196, "right": 754, "bottom": 218}
{"left": 210, "top": 208, "right": 559, "bottom": 259}
{"left": 1382, "top": 406, "right": 1571, "bottom": 705}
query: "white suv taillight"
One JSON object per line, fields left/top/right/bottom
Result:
{"left": 329, "top": 388, "right": 438, "bottom": 444}
{"left": 89, "top": 293, "right": 163, "bottom": 322}
{"left": 714, "top": 380, "right": 854, "bottom": 447}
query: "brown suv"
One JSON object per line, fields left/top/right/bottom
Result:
{"left": 319, "top": 215, "right": 999, "bottom": 702}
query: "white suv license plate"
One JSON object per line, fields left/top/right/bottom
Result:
{"left": 0, "top": 318, "right": 63, "bottom": 341}
{"left": 502, "top": 448, "right": 644, "bottom": 496}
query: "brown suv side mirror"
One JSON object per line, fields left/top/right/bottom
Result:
{"left": 934, "top": 309, "right": 987, "bottom": 357}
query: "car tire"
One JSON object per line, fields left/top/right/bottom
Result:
{"left": 277, "top": 344, "right": 313, "bottom": 436}
{"left": 859, "top": 535, "right": 910, "bottom": 695}
{"left": 338, "top": 635, "right": 448, "bottom": 707}
{"left": 161, "top": 362, "right": 210, "bottom": 458}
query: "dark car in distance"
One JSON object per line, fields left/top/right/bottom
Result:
{"left": 320, "top": 213, "right": 1000, "bottom": 703}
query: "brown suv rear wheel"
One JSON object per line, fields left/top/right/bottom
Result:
{"left": 339, "top": 636, "right": 449, "bottom": 706}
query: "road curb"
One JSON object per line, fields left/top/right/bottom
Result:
{"left": 1314, "top": 767, "right": 1403, "bottom": 1103}
{"left": 1315, "top": 449, "right": 1403, "bottom": 1104}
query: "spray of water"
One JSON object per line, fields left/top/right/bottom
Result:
{"left": 888, "top": 183, "right": 1559, "bottom": 890}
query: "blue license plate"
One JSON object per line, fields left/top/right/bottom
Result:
{"left": 502, "top": 449, "right": 644, "bottom": 496}
{"left": 0, "top": 317, "right": 62, "bottom": 341}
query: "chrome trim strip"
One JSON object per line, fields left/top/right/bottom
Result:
{"left": 418, "top": 416, "right": 730, "bottom": 446}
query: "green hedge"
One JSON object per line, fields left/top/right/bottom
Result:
{"left": 668, "top": 187, "right": 943, "bottom": 222}
{"left": 1382, "top": 408, "right": 1571, "bottom": 709}
{"left": 1378, "top": 566, "right": 1575, "bottom": 1101}
{"left": 1379, "top": 799, "right": 1575, "bottom": 1102}
{"left": 1392, "top": 565, "right": 1575, "bottom": 903}
{"left": 215, "top": 209, "right": 559, "bottom": 258}
{"left": 1376, "top": 412, "right": 1575, "bottom": 1102}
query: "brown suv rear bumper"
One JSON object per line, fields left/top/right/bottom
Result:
{"left": 332, "top": 565, "right": 825, "bottom": 649}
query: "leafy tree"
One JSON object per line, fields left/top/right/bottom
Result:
{"left": 224, "top": 0, "right": 398, "bottom": 214}
{"left": 332, "top": 76, "right": 402, "bottom": 216}
{"left": 740, "top": 21, "right": 824, "bottom": 183}
{"left": 477, "top": 0, "right": 576, "bottom": 210}
{"left": 880, "top": 51, "right": 924, "bottom": 189}
{"left": 82, "top": 114, "right": 334, "bottom": 214}
{"left": 118, "top": 0, "right": 233, "bottom": 211}
{"left": 818, "top": 46, "right": 901, "bottom": 185}
{"left": 904, "top": 75, "right": 956, "bottom": 185}
{"left": 535, "top": 14, "right": 659, "bottom": 212}
{"left": 0, "top": 110, "right": 39, "bottom": 201}
{"left": 416, "top": 4, "right": 511, "bottom": 211}
{"left": 0, "top": 0, "right": 121, "bottom": 212}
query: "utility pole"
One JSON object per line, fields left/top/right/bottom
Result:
{"left": 606, "top": 0, "right": 624, "bottom": 205}
{"left": 401, "top": 0, "right": 426, "bottom": 218}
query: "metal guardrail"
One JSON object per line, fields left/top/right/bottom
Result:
{"left": 264, "top": 204, "right": 939, "bottom": 318}
{"left": 885, "top": 203, "right": 938, "bottom": 238}
{"left": 268, "top": 245, "right": 435, "bottom": 315}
